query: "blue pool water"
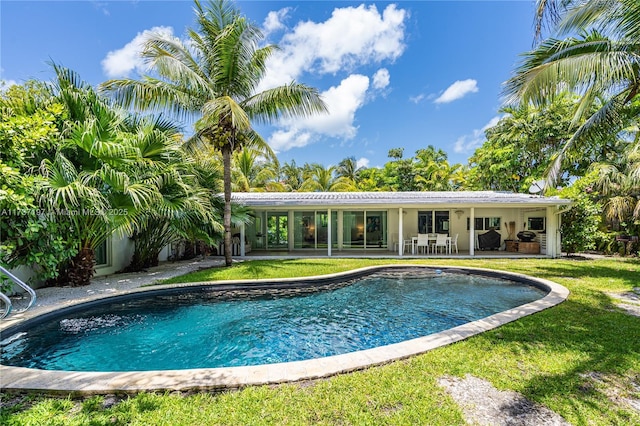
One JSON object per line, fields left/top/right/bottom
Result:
{"left": 0, "top": 268, "right": 546, "bottom": 372}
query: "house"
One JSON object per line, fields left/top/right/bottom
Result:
{"left": 229, "top": 191, "right": 572, "bottom": 257}
{"left": 2, "top": 191, "right": 572, "bottom": 291}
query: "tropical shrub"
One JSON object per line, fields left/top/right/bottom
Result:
{"left": 557, "top": 175, "right": 602, "bottom": 255}
{"left": 0, "top": 82, "right": 77, "bottom": 285}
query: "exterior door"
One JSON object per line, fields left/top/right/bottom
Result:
{"left": 266, "top": 213, "right": 288, "bottom": 249}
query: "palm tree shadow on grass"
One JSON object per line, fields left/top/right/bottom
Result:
{"left": 242, "top": 259, "right": 340, "bottom": 281}
{"left": 454, "top": 287, "right": 640, "bottom": 424}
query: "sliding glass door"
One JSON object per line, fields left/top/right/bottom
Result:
{"left": 293, "top": 211, "right": 337, "bottom": 249}
{"left": 343, "top": 211, "right": 387, "bottom": 249}
{"left": 266, "top": 212, "right": 288, "bottom": 249}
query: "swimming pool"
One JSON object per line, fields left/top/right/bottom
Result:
{"left": 0, "top": 265, "right": 569, "bottom": 393}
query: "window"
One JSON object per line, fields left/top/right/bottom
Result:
{"left": 419, "top": 211, "right": 449, "bottom": 234}
{"left": 467, "top": 217, "right": 501, "bottom": 231}
{"left": 95, "top": 239, "right": 108, "bottom": 266}
{"left": 485, "top": 217, "right": 501, "bottom": 230}
{"left": 528, "top": 217, "right": 545, "bottom": 231}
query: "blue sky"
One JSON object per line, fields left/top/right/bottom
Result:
{"left": 1, "top": 1, "right": 537, "bottom": 169}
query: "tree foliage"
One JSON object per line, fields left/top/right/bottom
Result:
{"left": 506, "top": 0, "right": 640, "bottom": 186}
{"left": 467, "top": 94, "right": 602, "bottom": 192}
{"left": 0, "top": 82, "right": 77, "bottom": 284}
{"left": 101, "top": 0, "right": 327, "bottom": 267}
{"left": 556, "top": 173, "right": 603, "bottom": 255}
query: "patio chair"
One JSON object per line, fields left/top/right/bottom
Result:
{"left": 416, "top": 233, "right": 430, "bottom": 254}
{"left": 403, "top": 237, "right": 414, "bottom": 254}
{"left": 431, "top": 233, "right": 448, "bottom": 254}
{"left": 449, "top": 233, "right": 459, "bottom": 254}
{"left": 391, "top": 233, "right": 400, "bottom": 252}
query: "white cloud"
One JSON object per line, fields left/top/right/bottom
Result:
{"left": 261, "top": 5, "right": 406, "bottom": 149}
{"left": 453, "top": 116, "right": 501, "bottom": 154}
{"left": 268, "top": 129, "right": 313, "bottom": 152}
{"left": 259, "top": 4, "right": 406, "bottom": 90}
{"left": 268, "top": 74, "right": 370, "bottom": 151}
{"left": 100, "top": 5, "right": 407, "bottom": 153}
{"left": 297, "top": 74, "right": 369, "bottom": 138}
{"left": 409, "top": 94, "right": 425, "bottom": 104}
{"left": 434, "top": 79, "right": 479, "bottom": 104}
{"left": 101, "top": 26, "right": 174, "bottom": 78}
{"left": 356, "top": 157, "right": 370, "bottom": 169}
{"left": 263, "top": 8, "right": 291, "bottom": 35}
{"left": 372, "top": 68, "right": 390, "bottom": 90}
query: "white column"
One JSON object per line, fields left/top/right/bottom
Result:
{"left": 469, "top": 207, "right": 475, "bottom": 256}
{"left": 327, "top": 209, "right": 332, "bottom": 257}
{"left": 240, "top": 223, "right": 246, "bottom": 256}
{"left": 547, "top": 205, "right": 562, "bottom": 258}
{"left": 398, "top": 207, "right": 404, "bottom": 256}
{"left": 337, "top": 211, "right": 343, "bottom": 251}
{"left": 556, "top": 209, "right": 563, "bottom": 257}
{"left": 288, "top": 211, "right": 294, "bottom": 251}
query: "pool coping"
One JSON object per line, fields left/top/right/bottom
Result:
{"left": 0, "top": 265, "right": 569, "bottom": 395}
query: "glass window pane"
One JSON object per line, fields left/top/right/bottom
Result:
{"left": 435, "top": 211, "right": 449, "bottom": 234}
{"left": 343, "top": 211, "right": 364, "bottom": 248}
{"left": 294, "top": 211, "right": 315, "bottom": 248}
{"left": 487, "top": 217, "right": 501, "bottom": 230}
{"left": 267, "top": 212, "right": 288, "bottom": 249}
{"left": 95, "top": 239, "right": 107, "bottom": 266}
{"left": 366, "top": 211, "right": 386, "bottom": 247}
{"left": 418, "top": 211, "right": 432, "bottom": 234}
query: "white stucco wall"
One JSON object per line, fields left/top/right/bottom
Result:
{"left": 94, "top": 235, "right": 134, "bottom": 277}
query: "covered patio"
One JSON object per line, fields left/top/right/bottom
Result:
{"left": 230, "top": 191, "right": 572, "bottom": 258}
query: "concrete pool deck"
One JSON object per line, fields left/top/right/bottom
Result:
{"left": 0, "top": 259, "right": 569, "bottom": 395}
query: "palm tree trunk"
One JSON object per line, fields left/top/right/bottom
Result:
{"left": 68, "top": 246, "right": 96, "bottom": 286}
{"left": 222, "top": 144, "right": 233, "bottom": 267}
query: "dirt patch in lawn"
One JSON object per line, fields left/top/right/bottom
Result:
{"left": 438, "top": 374, "right": 570, "bottom": 426}
{"left": 580, "top": 372, "right": 640, "bottom": 414}
{"left": 610, "top": 287, "right": 640, "bottom": 318}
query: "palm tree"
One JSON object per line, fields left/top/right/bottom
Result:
{"left": 280, "top": 159, "right": 305, "bottom": 191}
{"left": 232, "top": 148, "right": 283, "bottom": 192}
{"left": 101, "top": 0, "right": 326, "bottom": 266}
{"left": 336, "top": 156, "right": 363, "bottom": 186}
{"left": 41, "top": 66, "right": 166, "bottom": 285}
{"left": 124, "top": 115, "right": 221, "bottom": 271}
{"left": 413, "top": 145, "right": 461, "bottom": 191}
{"left": 414, "top": 160, "right": 461, "bottom": 191}
{"left": 467, "top": 94, "right": 602, "bottom": 191}
{"left": 590, "top": 138, "right": 640, "bottom": 225}
{"left": 505, "top": 0, "right": 640, "bottom": 186}
{"left": 300, "top": 163, "right": 356, "bottom": 192}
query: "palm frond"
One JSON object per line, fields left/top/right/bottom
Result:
{"left": 199, "top": 95, "right": 251, "bottom": 132}
{"left": 505, "top": 33, "right": 637, "bottom": 105}
{"left": 545, "top": 92, "right": 627, "bottom": 185}
{"left": 244, "top": 83, "right": 328, "bottom": 123}
{"left": 604, "top": 195, "right": 635, "bottom": 221}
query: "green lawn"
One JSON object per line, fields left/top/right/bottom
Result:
{"left": 2, "top": 257, "right": 639, "bottom": 425}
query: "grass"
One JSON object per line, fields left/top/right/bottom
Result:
{"left": 2, "top": 257, "right": 639, "bottom": 425}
